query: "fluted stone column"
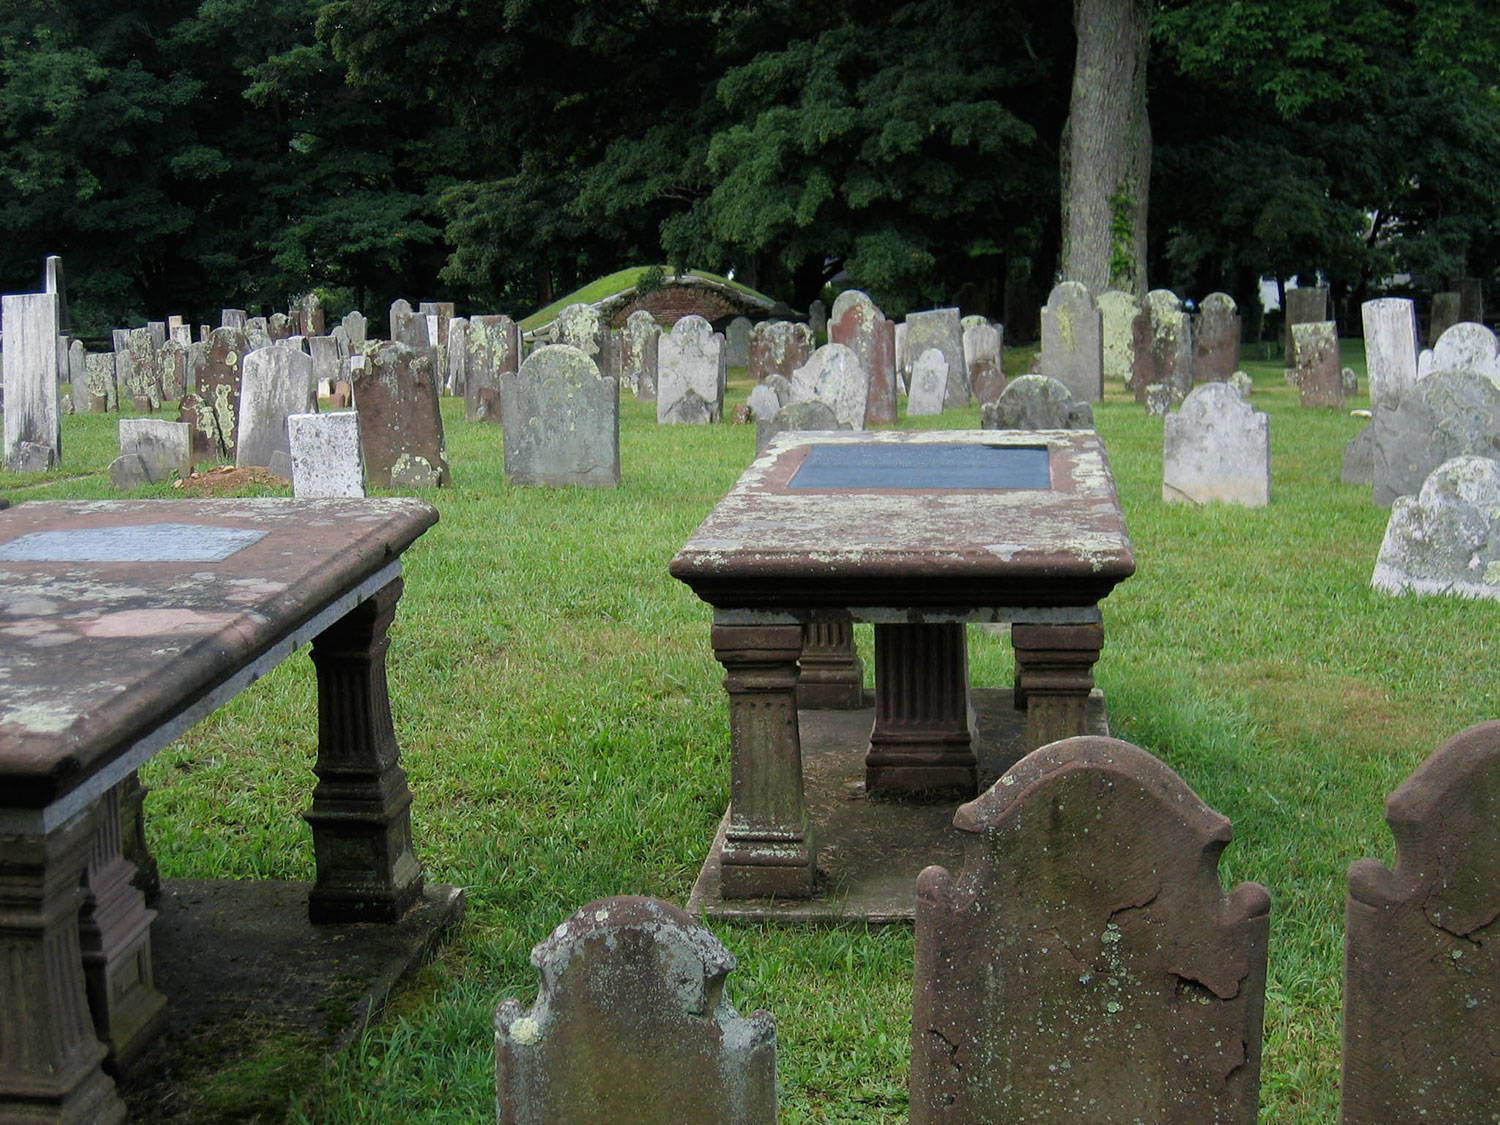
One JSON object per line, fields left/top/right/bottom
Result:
{"left": 117, "top": 771, "right": 159, "bottom": 901}
{"left": 796, "top": 619, "right": 865, "bottom": 709}
{"left": 866, "top": 623, "right": 976, "bottom": 796}
{"left": 712, "top": 624, "right": 815, "bottom": 898}
{"left": 1012, "top": 622, "right": 1105, "bottom": 750}
{"left": 304, "top": 577, "right": 424, "bottom": 922}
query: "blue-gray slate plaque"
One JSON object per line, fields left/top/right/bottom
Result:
{"left": 789, "top": 444, "right": 1050, "bottom": 490}
{"left": 0, "top": 524, "right": 268, "bottom": 563}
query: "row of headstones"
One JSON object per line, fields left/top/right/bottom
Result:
{"left": 493, "top": 724, "right": 1500, "bottom": 1124}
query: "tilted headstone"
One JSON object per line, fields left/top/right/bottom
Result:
{"left": 830, "top": 290, "right": 895, "bottom": 425}
{"left": 621, "top": 310, "right": 661, "bottom": 401}
{"left": 1429, "top": 292, "right": 1461, "bottom": 346}
{"left": 746, "top": 320, "right": 812, "bottom": 384}
{"left": 236, "top": 346, "right": 314, "bottom": 468}
{"left": 1131, "top": 289, "right": 1192, "bottom": 404}
{"left": 1038, "top": 281, "right": 1103, "bottom": 403}
{"left": 906, "top": 348, "right": 948, "bottom": 416}
{"left": 1342, "top": 423, "right": 1374, "bottom": 486}
{"left": 444, "top": 317, "right": 468, "bottom": 396}
{"left": 1372, "top": 367, "right": 1500, "bottom": 506}
{"left": 500, "top": 344, "right": 619, "bottom": 488}
{"left": 1192, "top": 292, "right": 1241, "bottom": 383}
{"left": 287, "top": 411, "right": 365, "bottom": 498}
{"left": 1284, "top": 285, "right": 1329, "bottom": 365}
{"left": 555, "top": 303, "right": 609, "bottom": 377}
{"left": 1291, "top": 321, "right": 1343, "bottom": 408}
{"left": 85, "top": 352, "right": 117, "bottom": 412}
{"left": 496, "top": 896, "right": 776, "bottom": 1125}
{"left": 354, "top": 340, "right": 450, "bottom": 489}
{"left": 725, "top": 316, "right": 752, "bottom": 367}
{"left": 657, "top": 315, "right": 725, "bottom": 424}
{"left": 1362, "top": 297, "right": 1420, "bottom": 410}
{"left": 905, "top": 307, "right": 967, "bottom": 408}
{"left": 1371, "top": 456, "right": 1500, "bottom": 599}
{"left": 342, "top": 310, "right": 367, "bottom": 348}
{"left": 910, "top": 736, "right": 1270, "bottom": 1125}
{"left": 756, "top": 399, "right": 847, "bottom": 457}
{"left": 1098, "top": 291, "right": 1140, "bottom": 386}
{"left": 980, "top": 373, "right": 1093, "bottom": 431}
{"left": 2, "top": 292, "right": 62, "bottom": 470}
{"left": 1424, "top": 322, "right": 1500, "bottom": 389}
{"left": 1342, "top": 721, "right": 1500, "bottom": 1123}
{"left": 788, "top": 343, "right": 868, "bottom": 430}
{"left": 1163, "top": 382, "right": 1269, "bottom": 506}
{"left": 962, "top": 322, "right": 1005, "bottom": 407}
{"left": 116, "top": 419, "right": 191, "bottom": 484}
{"left": 464, "top": 314, "right": 521, "bottom": 424}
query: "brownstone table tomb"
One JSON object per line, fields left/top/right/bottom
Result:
{"left": 0, "top": 498, "right": 456, "bottom": 1124}
{"left": 671, "top": 430, "right": 1134, "bottom": 923}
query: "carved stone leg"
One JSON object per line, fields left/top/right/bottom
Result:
{"left": 866, "top": 623, "right": 977, "bottom": 797}
{"left": 77, "top": 786, "right": 169, "bottom": 1073}
{"left": 796, "top": 619, "right": 865, "bottom": 709}
{"left": 0, "top": 807, "right": 127, "bottom": 1125}
{"left": 713, "top": 624, "right": 815, "bottom": 899}
{"left": 304, "top": 577, "right": 424, "bottom": 923}
{"left": 117, "top": 771, "right": 159, "bottom": 902}
{"left": 1011, "top": 622, "right": 1105, "bottom": 750}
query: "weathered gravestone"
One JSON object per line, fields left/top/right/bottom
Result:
{"left": 1162, "top": 382, "right": 1269, "bottom": 506}
{"left": 747, "top": 320, "right": 812, "bottom": 384}
{"left": 962, "top": 322, "right": 1005, "bottom": 407}
{"left": 725, "top": 316, "right": 752, "bottom": 367}
{"left": 1429, "top": 291, "right": 1461, "bottom": 347}
{"left": 85, "top": 352, "right": 117, "bottom": 413}
{"left": 444, "top": 317, "right": 468, "bottom": 396}
{"left": 341, "top": 310, "right": 367, "bottom": 348}
{"left": 43, "top": 254, "right": 69, "bottom": 332}
{"left": 1291, "top": 321, "right": 1343, "bottom": 408}
{"left": 1097, "top": 290, "right": 1140, "bottom": 386}
{"left": 157, "top": 339, "right": 188, "bottom": 401}
{"left": 267, "top": 312, "right": 294, "bottom": 342}
{"left": 1371, "top": 455, "right": 1500, "bottom": 599}
{"left": 1342, "top": 423, "right": 1375, "bottom": 486}
{"left": 1362, "top": 297, "right": 1420, "bottom": 410}
{"left": 555, "top": 303, "right": 610, "bottom": 377}
{"left": 2, "top": 291, "right": 62, "bottom": 470}
{"left": 1131, "top": 289, "right": 1193, "bottom": 404}
{"left": 287, "top": 411, "right": 365, "bottom": 498}
{"left": 906, "top": 348, "right": 948, "bottom": 416}
{"left": 1039, "top": 281, "right": 1103, "bottom": 403}
{"left": 1192, "top": 292, "right": 1241, "bottom": 383}
{"left": 500, "top": 344, "right": 619, "bottom": 488}
{"left": 657, "top": 315, "right": 724, "bottom": 424}
{"left": 185, "top": 327, "right": 246, "bottom": 460}
{"left": 979, "top": 373, "right": 1093, "bottom": 431}
{"left": 495, "top": 896, "right": 777, "bottom": 1125}
{"left": 756, "top": 399, "right": 847, "bottom": 457}
{"left": 1420, "top": 322, "right": 1500, "bottom": 387}
{"left": 125, "top": 326, "right": 161, "bottom": 410}
{"left": 1283, "top": 285, "right": 1329, "bottom": 365}
{"left": 235, "top": 346, "right": 314, "bottom": 469}
{"left": 67, "top": 340, "right": 88, "bottom": 414}
{"left": 307, "top": 336, "right": 343, "bottom": 398}
{"left": 830, "top": 290, "right": 896, "bottom": 425}
{"left": 746, "top": 374, "right": 791, "bottom": 426}
{"left": 244, "top": 316, "right": 271, "bottom": 351}
{"left": 808, "top": 299, "right": 827, "bottom": 338}
{"left": 906, "top": 307, "right": 967, "bottom": 408}
{"left": 1341, "top": 721, "right": 1500, "bottom": 1124}
{"left": 1372, "top": 367, "right": 1500, "bottom": 506}
{"left": 220, "top": 308, "right": 247, "bottom": 331}
{"left": 621, "top": 310, "right": 661, "bottom": 401}
{"left": 147, "top": 320, "right": 167, "bottom": 349}
{"left": 894, "top": 322, "right": 909, "bottom": 389}
{"left": 1457, "top": 277, "right": 1484, "bottom": 324}
{"left": 464, "top": 314, "right": 521, "bottom": 423}
{"left": 354, "top": 341, "right": 451, "bottom": 488}
{"left": 296, "top": 292, "right": 325, "bottom": 337}
{"left": 114, "top": 419, "right": 191, "bottom": 485}
{"left": 910, "top": 736, "right": 1270, "bottom": 1125}
{"left": 788, "top": 343, "right": 868, "bottom": 430}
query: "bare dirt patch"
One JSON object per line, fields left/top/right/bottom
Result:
{"left": 173, "top": 465, "right": 290, "bottom": 497}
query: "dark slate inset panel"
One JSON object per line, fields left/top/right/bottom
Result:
{"left": 788, "top": 443, "right": 1050, "bottom": 491}
{"left": 0, "top": 524, "right": 268, "bottom": 563}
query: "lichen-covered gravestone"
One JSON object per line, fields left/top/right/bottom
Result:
{"left": 980, "top": 374, "right": 1093, "bottom": 431}
{"left": 495, "top": 896, "right": 776, "bottom": 1125}
{"left": 286, "top": 411, "right": 365, "bottom": 498}
{"left": 905, "top": 307, "right": 967, "bottom": 408}
{"left": 1342, "top": 721, "right": 1500, "bottom": 1123}
{"left": 1039, "top": 280, "right": 1103, "bottom": 403}
{"left": 756, "top": 398, "right": 847, "bottom": 457}
{"left": 1361, "top": 297, "right": 1420, "bottom": 410}
{"left": 1371, "top": 367, "right": 1500, "bottom": 506}
{"left": 187, "top": 327, "right": 247, "bottom": 460}
{"left": 1421, "top": 322, "right": 1500, "bottom": 388}
{"left": 124, "top": 326, "right": 161, "bottom": 411}
{"left": 1291, "top": 321, "right": 1343, "bottom": 408}
{"left": 962, "top": 321, "right": 1005, "bottom": 407}
{"left": 235, "top": 346, "right": 313, "bottom": 469}
{"left": 621, "top": 309, "right": 661, "bottom": 401}
{"left": 500, "top": 344, "right": 619, "bottom": 487}
{"left": 910, "top": 736, "right": 1270, "bottom": 1125}
{"left": 85, "top": 352, "right": 117, "bottom": 413}
{"left": 464, "top": 314, "right": 521, "bottom": 423}
{"left": 114, "top": 418, "right": 191, "bottom": 485}
{"left": 746, "top": 320, "right": 812, "bottom": 384}
{"left": 906, "top": 348, "right": 949, "bottom": 416}
{"left": 1192, "top": 292, "right": 1241, "bottom": 383}
{"left": 1371, "top": 455, "right": 1500, "bottom": 599}
{"left": 788, "top": 343, "right": 868, "bottom": 430}
{"left": 1283, "top": 285, "right": 1329, "bottom": 365}
{"left": 2, "top": 291, "right": 62, "bottom": 471}
{"left": 830, "top": 289, "right": 896, "bottom": 425}
{"left": 1162, "top": 382, "right": 1269, "bottom": 506}
{"left": 657, "top": 315, "right": 725, "bottom": 424}
{"left": 354, "top": 340, "right": 451, "bottom": 488}
{"left": 1097, "top": 290, "right": 1141, "bottom": 386}
{"left": 1131, "top": 289, "right": 1193, "bottom": 406}
{"left": 555, "top": 303, "right": 609, "bottom": 377}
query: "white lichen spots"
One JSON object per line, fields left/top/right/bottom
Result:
{"left": 1101, "top": 925, "right": 1122, "bottom": 946}
{"left": 1105, "top": 1000, "right": 1123, "bottom": 1014}
{"left": 507, "top": 1016, "right": 543, "bottom": 1045}
{"left": 3, "top": 700, "right": 81, "bottom": 734}
{"left": 6, "top": 596, "right": 59, "bottom": 616}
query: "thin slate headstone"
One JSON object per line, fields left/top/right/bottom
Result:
{"left": 906, "top": 307, "right": 967, "bottom": 408}
{"left": 910, "top": 736, "right": 1270, "bottom": 1125}
{"left": 756, "top": 399, "right": 847, "bottom": 457}
{"left": 192, "top": 327, "right": 247, "bottom": 459}
{"left": 500, "top": 344, "right": 619, "bottom": 488}
{"left": 157, "top": 339, "right": 188, "bottom": 401}
{"left": 235, "top": 346, "right": 314, "bottom": 468}
{"left": 68, "top": 340, "right": 89, "bottom": 414}
{"left": 788, "top": 343, "right": 868, "bottom": 430}
{"left": 980, "top": 373, "right": 1093, "bottom": 431}
{"left": 906, "top": 348, "right": 948, "bottom": 416}
{"left": 621, "top": 309, "right": 661, "bottom": 401}
{"left": 1372, "top": 455, "right": 1500, "bottom": 599}
{"left": 342, "top": 310, "right": 367, "bottom": 348}
{"left": 1372, "top": 367, "right": 1500, "bottom": 506}
{"left": 354, "top": 340, "right": 451, "bottom": 489}
{"left": 725, "top": 317, "right": 752, "bottom": 367}
{"left": 1342, "top": 721, "right": 1500, "bottom": 1124}
{"left": 657, "top": 315, "right": 725, "bottom": 424}
{"left": 287, "top": 411, "right": 365, "bottom": 498}
{"left": 389, "top": 298, "right": 418, "bottom": 347}
{"left": 2, "top": 291, "right": 62, "bottom": 470}
{"left": 117, "top": 419, "right": 191, "bottom": 484}
{"left": 495, "top": 896, "right": 777, "bottom": 1125}
{"left": 1038, "top": 281, "right": 1103, "bottom": 402}
{"left": 147, "top": 320, "right": 167, "bottom": 349}
{"left": 43, "top": 254, "right": 69, "bottom": 332}
{"left": 444, "top": 316, "right": 468, "bottom": 396}
{"left": 1362, "top": 297, "right": 1421, "bottom": 410}
{"left": 1192, "top": 292, "right": 1241, "bottom": 383}
{"left": 308, "top": 335, "right": 342, "bottom": 391}
{"left": 1132, "top": 289, "right": 1193, "bottom": 404}
{"left": 1163, "top": 382, "right": 1270, "bottom": 506}
{"left": 1284, "top": 285, "right": 1329, "bottom": 365}
{"left": 1291, "top": 321, "right": 1344, "bottom": 408}
{"left": 808, "top": 299, "right": 827, "bottom": 338}
{"left": 124, "top": 326, "right": 160, "bottom": 411}
{"left": 1098, "top": 290, "right": 1141, "bottom": 386}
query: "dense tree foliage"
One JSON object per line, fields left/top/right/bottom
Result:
{"left": 2, "top": 0, "right": 1498, "bottom": 334}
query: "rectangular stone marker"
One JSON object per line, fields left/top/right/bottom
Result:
{"left": 354, "top": 340, "right": 451, "bottom": 489}
{"left": 287, "top": 411, "right": 365, "bottom": 498}
{"left": 1098, "top": 290, "right": 1141, "bottom": 385}
{"left": 2, "top": 291, "right": 62, "bottom": 471}
{"left": 308, "top": 335, "right": 342, "bottom": 389}
{"left": 906, "top": 307, "right": 967, "bottom": 407}
{"left": 1291, "top": 321, "right": 1344, "bottom": 408}
{"left": 1342, "top": 721, "right": 1500, "bottom": 1124}
{"left": 1163, "top": 382, "right": 1269, "bottom": 506}
{"left": 906, "top": 348, "right": 948, "bottom": 416}
{"left": 85, "top": 352, "right": 117, "bottom": 412}
{"left": 235, "top": 346, "right": 314, "bottom": 468}
{"left": 501, "top": 344, "right": 619, "bottom": 487}
{"left": 221, "top": 308, "right": 247, "bottom": 330}
{"left": 1039, "top": 281, "right": 1103, "bottom": 402}
{"left": 725, "top": 316, "right": 752, "bottom": 366}
{"left": 118, "top": 418, "right": 191, "bottom": 484}
{"left": 910, "top": 736, "right": 1270, "bottom": 1124}
{"left": 1362, "top": 297, "right": 1420, "bottom": 410}
{"left": 496, "top": 896, "right": 776, "bottom": 1125}
{"left": 747, "top": 320, "right": 812, "bottom": 384}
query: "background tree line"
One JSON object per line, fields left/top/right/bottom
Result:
{"left": 2, "top": 0, "right": 1497, "bottom": 338}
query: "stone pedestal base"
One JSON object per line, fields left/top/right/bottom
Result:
{"left": 1012, "top": 622, "right": 1105, "bottom": 750}
{"left": 796, "top": 620, "right": 865, "bottom": 710}
{"left": 866, "top": 623, "right": 977, "bottom": 797}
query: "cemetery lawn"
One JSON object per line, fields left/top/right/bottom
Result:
{"left": 14, "top": 342, "right": 1495, "bottom": 1123}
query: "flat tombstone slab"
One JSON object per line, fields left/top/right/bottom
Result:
{"left": 2, "top": 292, "right": 62, "bottom": 470}
{"left": 288, "top": 411, "right": 366, "bottom": 498}
{"left": 495, "top": 896, "right": 776, "bottom": 1125}
{"left": 236, "top": 346, "right": 314, "bottom": 468}
{"left": 1371, "top": 367, "right": 1500, "bottom": 506}
{"left": 1291, "top": 321, "right": 1343, "bottom": 408}
{"left": 981, "top": 374, "right": 1093, "bottom": 431}
{"left": 905, "top": 308, "right": 967, "bottom": 407}
{"left": 1372, "top": 455, "right": 1500, "bottom": 599}
{"left": 1362, "top": 297, "right": 1420, "bottom": 410}
{"left": 1097, "top": 290, "right": 1140, "bottom": 385}
{"left": 119, "top": 419, "right": 191, "bottom": 484}
{"left": 910, "top": 737, "right": 1270, "bottom": 1125}
{"left": 1342, "top": 721, "right": 1500, "bottom": 1124}
{"left": 1193, "top": 292, "right": 1241, "bottom": 383}
{"left": 1163, "top": 382, "right": 1269, "bottom": 506}
{"left": 500, "top": 344, "right": 620, "bottom": 487}
{"left": 354, "top": 341, "right": 451, "bottom": 489}
{"left": 906, "top": 348, "right": 948, "bottom": 416}
{"left": 1039, "top": 280, "right": 1103, "bottom": 403}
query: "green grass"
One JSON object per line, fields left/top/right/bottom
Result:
{"left": 518, "top": 266, "right": 780, "bottom": 331}
{"left": 12, "top": 339, "right": 1494, "bottom": 1122}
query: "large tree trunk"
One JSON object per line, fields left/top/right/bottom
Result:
{"left": 1060, "top": 0, "right": 1151, "bottom": 296}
